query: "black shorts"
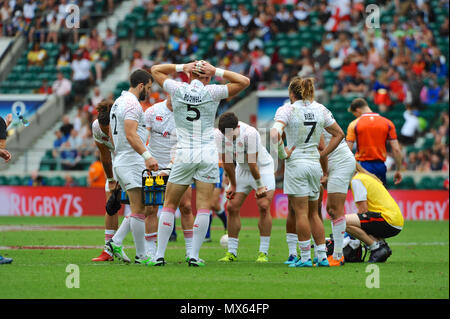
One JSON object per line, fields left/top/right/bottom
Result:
{"left": 358, "top": 212, "right": 401, "bottom": 239}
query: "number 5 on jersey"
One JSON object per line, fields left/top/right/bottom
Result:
{"left": 186, "top": 105, "right": 200, "bottom": 121}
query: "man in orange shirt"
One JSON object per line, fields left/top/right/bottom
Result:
{"left": 346, "top": 98, "right": 403, "bottom": 186}
{"left": 88, "top": 151, "right": 107, "bottom": 188}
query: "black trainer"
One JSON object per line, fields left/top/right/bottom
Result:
{"left": 149, "top": 257, "right": 166, "bottom": 266}
{"left": 368, "top": 244, "right": 391, "bottom": 263}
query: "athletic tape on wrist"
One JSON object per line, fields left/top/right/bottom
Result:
{"left": 141, "top": 151, "right": 152, "bottom": 161}
{"left": 215, "top": 68, "right": 225, "bottom": 77}
{"left": 175, "top": 64, "right": 184, "bottom": 73}
{"left": 255, "top": 179, "right": 264, "bottom": 188}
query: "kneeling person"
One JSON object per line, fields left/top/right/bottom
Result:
{"left": 217, "top": 113, "right": 275, "bottom": 263}
{"left": 346, "top": 164, "right": 404, "bottom": 263}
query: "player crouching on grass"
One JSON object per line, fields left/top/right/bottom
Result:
{"left": 91, "top": 99, "right": 121, "bottom": 262}
{"left": 346, "top": 163, "right": 404, "bottom": 263}
{"left": 216, "top": 113, "right": 276, "bottom": 263}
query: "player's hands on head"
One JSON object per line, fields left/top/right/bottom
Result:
{"left": 183, "top": 61, "right": 198, "bottom": 75}
{"left": 146, "top": 157, "right": 159, "bottom": 172}
{"left": 226, "top": 183, "right": 236, "bottom": 200}
{"left": 197, "top": 60, "right": 216, "bottom": 78}
{"left": 394, "top": 170, "right": 402, "bottom": 185}
{"left": 285, "top": 146, "right": 296, "bottom": 159}
{"left": 0, "top": 149, "right": 11, "bottom": 162}
{"left": 255, "top": 186, "right": 267, "bottom": 198}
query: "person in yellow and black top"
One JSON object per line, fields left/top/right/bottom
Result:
{"left": 345, "top": 163, "right": 404, "bottom": 263}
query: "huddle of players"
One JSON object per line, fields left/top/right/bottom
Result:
{"left": 91, "top": 60, "right": 401, "bottom": 267}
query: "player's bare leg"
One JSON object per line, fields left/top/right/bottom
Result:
{"left": 345, "top": 213, "right": 376, "bottom": 247}
{"left": 255, "top": 190, "right": 274, "bottom": 261}
{"left": 218, "top": 192, "right": 247, "bottom": 261}
{"left": 289, "top": 196, "right": 313, "bottom": 267}
{"left": 179, "top": 187, "right": 194, "bottom": 259}
{"left": 150, "top": 182, "right": 189, "bottom": 265}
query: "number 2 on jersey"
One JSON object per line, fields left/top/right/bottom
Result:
{"left": 186, "top": 105, "right": 200, "bottom": 121}
{"left": 304, "top": 121, "right": 317, "bottom": 143}
{"left": 112, "top": 113, "right": 118, "bottom": 135}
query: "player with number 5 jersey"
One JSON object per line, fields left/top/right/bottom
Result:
{"left": 150, "top": 60, "right": 250, "bottom": 267}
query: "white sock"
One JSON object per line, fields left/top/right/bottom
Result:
{"left": 105, "top": 229, "right": 115, "bottom": 244}
{"left": 228, "top": 237, "right": 239, "bottom": 256}
{"left": 314, "top": 243, "right": 318, "bottom": 259}
{"left": 130, "top": 215, "right": 146, "bottom": 258}
{"left": 155, "top": 208, "right": 175, "bottom": 260}
{"left": 316, "top": 244, "right": 327, "bottom": 261}
{"left": 259, "top": 236, "right": 270, "bottom": 254}
{"left": 111, "top": 216, "right": 131, "bottom": 246}
{"left": 298, "top": 239, "right": 311, "bottom": 262}
{"left": 332, "top": 216, "right": 346, "bottom": 259}
{"left": 286, "top": 233, "right": 298, "bottom": 256}
{"left": 191, "top": 209, "right": 211, "bottom": 260}
{"left": 183, "top": 229, "right": 193, "bottom": 258}
{"left": 369, "top": 241, "right": 380, "bottom": 251}
{"left": 145, "top": 232, "right": 157, "bottom": 257}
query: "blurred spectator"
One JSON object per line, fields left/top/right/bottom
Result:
{"left": 56, "top": 44, "right": 72, "bottom": 68}
{"left": 46, "top": 16, "right": 60, "bottom": 43}
{"left": 399, "top": 107, "right": 419, "bottom": 145}
{"left": 38, "top": 79, "right": 53, "bottom": 94}
{"left": 420, "top": 79, "right": 441, "bottom": 105}
{"left": 53, "top": 130, "right": 67, "bottom": 149}
{"left": 67, "top": 128, "right": 83, "bottom": 150}
{"left": 91, "top": 86, "right": 103, "bottom": 107}
{"left": 129, "top": 49, "right": 145, "bottom": 73}
{"left": 27, "top": 42, "right": 47, "bottom": 66}
{"left": 169, "top": 5, "right": 188, "bottom": 30}
{"left": 373, "top": 72, "right": 392, "bottom": 112}
{"left": 71, "top": 50, "right": 91, "bottom": 96}
{"left": 59, "top": 141, "right": 81, "bottom": 170}
{"left": 59, "top": 115, "right": 73, "bottom": 138}
{"left": 104, "top": 27, "right": 120, "bottom": 59}
{"left": 52, "top": 72, "right": 72, "bottom": 97}
{"left": 28, "top": 171, "right": 45, "bottom": 186}
{"left": 64, "top": 174, "right": 77, "bottom": 187}
{"left": 88, "top": 151, "right": 106, "bottom": 187}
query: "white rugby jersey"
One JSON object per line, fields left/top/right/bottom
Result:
{"left": 323, "top": 130, "right": 353, "bottom": 163}
{"left": 274, "top": 100, "right": 335, "bottom": 161}
{"left": 215, "top": 122, "right": 273, "bottom": 174}
{"left": 144, "top": 100, "right": 177, "bottom": 168}
{"left": 92, "top": 119, "right": 114, "bottom": 153}
{"left": 163, "top": 79, "right": 228, "bottom": 153}
{"left": 110, "top": 91, "right": 147, "bottom": 167}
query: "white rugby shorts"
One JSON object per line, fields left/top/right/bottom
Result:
{"left": 284, "top": 160, "right": 322, "bottom": 200}
{"left": 235, "top": 165, "right": 275, "bottom": 194}
{"left": 114, "top": 164, "right": 145, "bottom": 191}
{"left": 327, "top": 156, "right": 356, "bottom": 194}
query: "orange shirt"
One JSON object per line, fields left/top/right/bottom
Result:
{"left": 88, "top": 160, "right": 106, "bottom": 188}
{"left": 346, "top": 112, "right": 397, "bottom": 162}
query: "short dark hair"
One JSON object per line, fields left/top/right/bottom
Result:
{"left": 218, "top": 112, "right": 239, "bottom": 134}
{"left": 349, "top": 98, "right": 369, "bottom": 112}
{"left": 129, "top": 69, "right": 153, "bottom": 88}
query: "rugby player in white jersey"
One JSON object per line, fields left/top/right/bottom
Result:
{"left": 271, "top": 77, "right": 344, "bottom": 267}
{"left": 150, "top": 61, "right": 250, "bottom": 266}
{"left": 90, "top": 99, "right": 121, "bottom": 262}
{"left": 106, "top": 69, "right": 159, "bottom": 264}
{"left": 321, "top": 130, "right": 356, "bottom": 266}
{"left": 215, "top": 113, "right": 276, "bottom": 263}
{"left": 144, "top": 95, "right": 195, "bottom": 261}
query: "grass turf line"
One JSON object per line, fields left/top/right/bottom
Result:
{"left": 0, "top": 217, "right": 448, "bottom": 299}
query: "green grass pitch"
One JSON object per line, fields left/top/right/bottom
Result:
{"left": 0, "top": 216, "right": 448, "bottom": 299}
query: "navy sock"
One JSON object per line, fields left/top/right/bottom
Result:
{"left": 216, "top": 210, "right": 227, "bottom": 230}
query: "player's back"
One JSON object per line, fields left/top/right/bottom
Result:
{"left": 165, "top": 79, "right": 228, "bottom": 151}
{"left": 110, "top": 91, "right": 147, "bottom": 167}
{"left": 275, "top": 100, "right": 335, "bottom": 162}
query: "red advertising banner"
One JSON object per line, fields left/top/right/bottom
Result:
{"left": 0, "top": 186, "right": 448, "bottom": 220}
